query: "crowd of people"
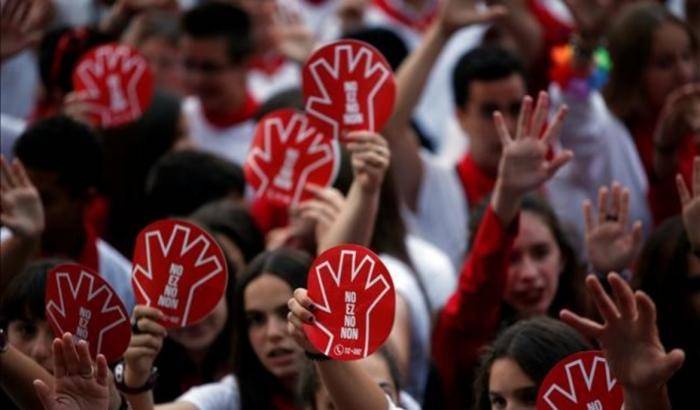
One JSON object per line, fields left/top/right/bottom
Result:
{"left": 0, "top": 0, "right": 698, "bottom": 409}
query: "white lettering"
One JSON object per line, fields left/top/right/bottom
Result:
{"left": 342, "top": 81, "right": 363, "bottom": 125}
{"left": 106, "top": 74, "right": 128, "bottom": 111}
{"left": 273, "top": 148, "right": 299, "bottom": 190}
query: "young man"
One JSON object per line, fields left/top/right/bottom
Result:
{"left": 180, "top": 2, "right": 259, "bottom": 165}
{"left": 1, "top": 116, "right": 134, "bottom": 311}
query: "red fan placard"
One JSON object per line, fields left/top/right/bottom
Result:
{"left": 303, "top": 244, "right": 395, "bottom": 361}
{"left": 537, "top": 350, "right": 624, "bottom": 410}
{"left": 244, "top": 109, "right": 339, "bottom": 207}
{"left": 45, "top": 263, "right": 131, "bottom": 363}
{"left": 72, "top": 43, "right": 154, "bottom": 128}
{"left": 131, "top": 219, "right": 227, "bottom": 329}
{"left": 302, "top": 39, "right": 396, "bottom": 142}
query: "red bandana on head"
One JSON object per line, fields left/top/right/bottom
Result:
{"left": 372, "top": 0, "right": 441, "bottom": 32}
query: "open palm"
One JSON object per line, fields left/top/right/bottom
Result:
{"left": 1, "top": 156, "right": 44, "bottom": 238}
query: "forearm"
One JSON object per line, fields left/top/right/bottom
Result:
{"left": 623, "top": 386, "right": 671, "bottom": 410}
{"left": 318, "top": 182, "right": 379, "bottom": 252}
{"left": 0, "top": 345, "right": 54, "bottom": 409}
{"left": 495, "top": 0, "right": 543, "bottom": 68}
{"left": 316, "top": 360, "right": 389, "bottom": 410}
{"left": 99, "top": 1, "right": 134, "bottom": 38}
{"left": 0, "top": 236, "right": 39, "bottom": 291}
{"left": 491, "top": 179, "right": 522, "bottom": 227}
{"left": 125, "top": 391, "right": 156, "bottom": 410}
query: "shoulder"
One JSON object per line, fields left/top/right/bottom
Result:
{"left": 176, "top": 374, "right": 240, "bottom": 410}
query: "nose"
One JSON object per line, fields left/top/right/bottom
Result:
{"left": 266, "top": 314, "right": 287, "bottom": 341}
{"left": 31, "top": 329, "right": 54, "bottom": 371}
{"left": 515, "top": 256, "right": 540, "bottom": 285}
{"left": 674, "top": 58, "right": 696, "bottom": 85}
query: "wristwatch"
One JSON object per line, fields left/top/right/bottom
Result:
{"left": 114, "top": 361, "right": 158, "bottom": 394}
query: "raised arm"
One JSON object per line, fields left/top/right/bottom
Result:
{"left": 383, "top": 0, "right": 505, "bottom": 210}
{"left": 0, "top": 342, "right": 54, "bottom": 409}
{"left": 560, "top": 273, "right": 685, "bottom": 410}
{"left": 0, "top": 155, "right": 44, "bottom": 291}
{"left": 287, "top": 289, "right": 391, "bottom": 410}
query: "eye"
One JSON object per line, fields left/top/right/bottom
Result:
{"left": 531, "top": 244, "right": 551, "bottom": 261}
{"left": 509, "top": 101, "right": 522, "bottom": 117}
{"left": 13, "top": 321, "right": 38, "bottom": 340}
{"left": 246, "top": 312, "right": 266, "bottom": 327}
{"left": 489, "top": 393, "right": 506, "bottom": 409}
{"left": 275, "top": 305, "right": 290, "bottom": 321}
{"left": 481, "top": 103, "right": 499, "bottom": 118}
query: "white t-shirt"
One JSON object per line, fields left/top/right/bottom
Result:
{"left": 182, "top": 97, "right": 256, "bottom": 166}
{"left": 380, "top": 254, "right": 431, "bottom": 402}
{"left": 0, "top": 228, "right": 134, "bottom": 313}
{"left": 247, "top": 60, "right": 301, "bottom": 104}
{"left": 406, "top": 235, "right": 457, "bottom": 313}
{"left": 404, "top": 151, "right": 470, "bottom": 270}
{"left": 177, "top": 373, "right": 413, "bottom": 410}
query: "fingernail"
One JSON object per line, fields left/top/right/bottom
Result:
{"left": 308, "top": 303, "right": 316, "bottom": 311}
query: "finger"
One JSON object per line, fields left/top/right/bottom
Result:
{"left": 13, "top": 0, "right": 31, "bottom": 27}
{"left": 608, "top": 273, "right": 637, "bottom": 320}
{"left": 287, "top": 310, "right": 308, "bottom": 332}
{"left": 124, "top": 347, "right": 160, "bottom": 359}
{"left": 298, "top": 200, "right": 338, "bottom": 222}
{"left": 545, "top": 150, "right": 573, "bottom": 178}
{"left": 52, "top": 337, "right": 67, "bottom": 378}
{"left": 541, "top": 105, "right": 569, "bottom": 146}
{"left": 676, "top": 174, "right": 691, "bottom": 205}
{"left": 634, "top": 290, "right": 657, "bottom": 335}
{"left": 12, "top": 159, "right": 32, "bottom": 187}
{"left": 531, "top": 91, "right": 550, "bottom": 138}
{"left": 1, "top": 156, "right": 17, "bottom": 189}
{"left": 130, "top": 334, "right": 164, "bottom": 351}
{"left": 62, "top": 333, "right": 81, "bottom": 375}
{"left": 610, "top": 181, "right": 622, "bottom": 218}
{"left": 516, "top": 95, "right": 533, "bottom": 139}
{"left": 619, "top": 187, "right": 630, "bottom": 228}
{"left": 132, "top": 305, "right": 165, "bottom": 322}
{"left": 354, "top": 151, "right": 389, "bottom": 168}
{"left": 299, "top": 207, "right": 334, "bottom": 230}
{"left": 345, "top": 131, "right": 379, "bottom": 144}
{"left": 583, "top": 200, "right": 595, "bottom": 235}
{"left": 134, "top": 318, "right": 168, "bottom": 337}
{"left": 308, "top": 186, "right": 346, "bottom": 212}
{"left": 586, "top": 274, "right": 621, "bottom": 322}
{"left": 693, "top": 156, "right": 700, "bottom": 196}
{"left": 493, "top": 111, "right": 511, "bottom": 146}
{"left": 597, "top": 186, "right": 609, "bottom": 225}
{"left": 631, "top": 221, "right": 643, "bottom": 253}
{"left": 32, "top": 380, "right": 52, "bottom": 410}
{"left": 95, "top": 354, "right": 109, "bottom": 387}
{"left": 657, "top": 349, "right": 686, "bottom": 382}
{"left": 559, "top": 309, "right": 604, "bottom": 338}
{"left": 288, "top": 298, "right": 315, "bottom": 324}
{"left": 76, "top": 339, "right": 94, "bottom": 376}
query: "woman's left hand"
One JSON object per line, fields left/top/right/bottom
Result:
{"left": 560, "top": 273, "right": 685, "bottom": 396}
{"left": 287, "top": 288, "right": 320, "bottom": 354}
{"left": 33, "top": 333, "right": 110, "bottom": 410}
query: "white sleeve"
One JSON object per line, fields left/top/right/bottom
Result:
{"left": 403, "top": 152, "right": 469, "bottom": 270}
{"left": 546, "top": 85, "right": 651, "bottom": 243}
{"left": 176, "top": 375, "right": 240, "bottom": 410}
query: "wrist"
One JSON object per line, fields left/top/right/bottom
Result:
{"left": 491, "top": 179, "right": 522, "bottom": 226}
{"left": 120, "top": 362, "right": 154, "bottom": 391}
{"left": 623, "top": 385, "right": 671, "bottom": 410}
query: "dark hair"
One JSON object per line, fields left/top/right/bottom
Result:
{"left": 125, "top": 10, "right": 181, "bottom": 48}
{"left": 144, "top": 150, "right": 245, "bottom": 221}
{"left": 473, "top": 317, "right": 592, "bottom": 410}
{"left": 38, "top": 27, "right": 112, "bottom": 96}
{"left": 343, "top": 27, "right": 409, "bottom": 71}
{"left": 101, "top": 90, "right": 183, "bottom": 255}
{"left": 255, "top": 88, "right": 305, "bottom": 121}
{"left": 181, "top": 1, "right": 254, "bottom": 64}
{"left": 0, "top": 259, "right": 66, "bottom": 327}
{"left": 604, "top": 1, "right": 699, "bottom": 125}
{"left": 634, "top": 217, "right": 697, "bottom": 407}
{"left": 452, "top": 46, "right": 524, "bottom": 108}
{"left": 298, "top": 345, "right": 402, "bottom": 409}
{"left": 14, "top": 115, "right": 103, "bottom": 195}
{"left": 233, "top": 248, "right": 312, "bottom": 409}
{"left": 190, "top": 200, "right": 265, "bottom": 264}
{"left": 469, "top": 194, "right": 586, "bottom": 316}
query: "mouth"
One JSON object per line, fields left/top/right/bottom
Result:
{"left": 266, "top": 347, "right": 297, "bottom": 366}
{"left": 515, "top": 289, "right": 545, "bottom": 306}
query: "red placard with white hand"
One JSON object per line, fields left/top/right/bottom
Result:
{"left": 302, "top": 39, "right": 396, "bottom": 142}
{"left": 45, "top": 263, "right": 131, "bottom": 363}
{"left": 131, "top": 219, "right": 228, "bottom": 329}
{"left": 72, "top": 43, "right": 154, "bottom": 129}
{"left": 244, "top": 109, "right": 339, "bottom": 207}
{"left": 537, "top": 350, "right": 624, "bottom": 410}
{"left": 303, "top": 244, "right": 395, "bottom": 361}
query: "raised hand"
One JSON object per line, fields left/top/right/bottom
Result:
{"left": 561, "top": 0, "right": 619, "bottom": 42}
{"left": 491, "top": 92, "right": 572, "bottom": 224}
{"left": 560, "top": 274, "right": 685, "bottom": 407}
{"left": 0, "top": 0, "right": 50, "bottom": 62}
{"left": 33, "top": 333, "right": 110, "bottom": 410}
{"left": 345, "top": 131, "right": 391, "bottom": 194}
{"left": 584, "top": 182, "right": 643, "bottom": 273}
{"left": 438, "top": 0, "right": 507, "bottom": 36}
{"left": 1, "top": 155, "right": 44, "bottom": 239}
{"left": 123, "top": 306, "right": 167, "bottom": 388}
{"left": 287, "top": 288, "right": 320, "bottom": 354}
{"left": 273, "top": 3, "right": 316, "bottom": 64}
{"left": 654, "top": 84, "right": 700, "bottom": 154}
{"left": 677, "top": 157, "right": 700, "bottom": 251}
{"left": 298, "top": 185, "right": 346, "bottom": 244}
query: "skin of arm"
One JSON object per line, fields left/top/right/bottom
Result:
{"left": 0, "top": 344, "right": 54, "bottom": 409}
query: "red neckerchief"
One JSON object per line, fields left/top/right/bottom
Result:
{"left": 247, "top": 53, "right": 287, "bottom": 77}
{"left": 372, "top": 0, "right": 440, "bottom": 32}
{"left": 203, "top": 92, "right": 259, "bottom": 129}
{"left": 526, "top": 0, "right": 573, "bottom": 47}
{"left": 455, "top": 154, "right": 496, "bottom": 209}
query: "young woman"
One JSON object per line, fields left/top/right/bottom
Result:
{"left": 474, "top": 273, "right": 685, "bottom": 410}
{"left": 122, "top": 248, "right": 312, "bottom": 410}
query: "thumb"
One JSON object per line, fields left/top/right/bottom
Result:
{"left": 657, "top": 349, "right": 685, "bottom": 383}
{"left": 33, "top": 379, "right": 53, "bottom": 410}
